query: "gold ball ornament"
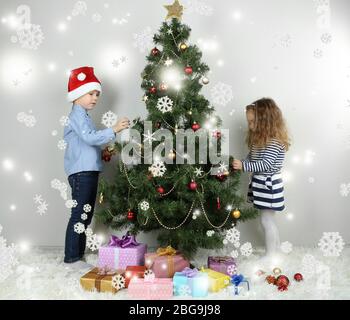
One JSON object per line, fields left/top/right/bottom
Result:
{"left": 167, "top": 150, "right": 176, "bottom": 160}
{"left": 231, "top": 209, "right": 241, "bottom": 219}
{"left": 179, "top": 42, "right": 188, "bottom": 51}
{"left": 273, "top": 267, "right": 282, "bottom": 276}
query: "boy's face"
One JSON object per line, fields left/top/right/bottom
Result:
{"left": 74, "top": 90, "right": 100, "bottom": 110}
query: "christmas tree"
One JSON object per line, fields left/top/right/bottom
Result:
{"left": 96, "top": 0, "right": 258, "bottom": 258}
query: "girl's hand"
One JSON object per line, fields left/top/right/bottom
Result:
{"left": 113, "top": 117, "right": 130, "bottom": 133}
{"left": 232, "top": 159, "right": 243, "bottom": 171}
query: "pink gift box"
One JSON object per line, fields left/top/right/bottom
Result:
{"left": 98, "top": 243, "right": 147, "bottom": 270}
{"left": 145, "top": 252, "right": 190, "bottom": 278}
{"left": 128, "top": 278, "right": 173, "bottom": 300}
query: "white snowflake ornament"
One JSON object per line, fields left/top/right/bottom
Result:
{"left": 83, "top": 204, "right": 92, "bottom": 213}
{"left": 112, "top": 274, "right": 125, "bottom": 290}
{"left": 225, "top": 227, "right": 240, "bottom": 244}
{"left": 156, "top": 96, "right": 173, "bottom": 113}
{"left": 230, "top": 250, "right": 239, "bottom": 258}
{"left": 74, "top": 222, "right": 85, "bottom": 234}
{"left": 318, "top": 232, "right": 345, "bottom": 257}
{"left": 240, "top": 242, "right": 253, "bottom": 257}
{"left": 148, "top": 161, "right": 166, "bottom": 177}
{"left": 85, "top": 227, "right": 93, "bottom": 237}
{"left": 140, "top": 201, "right": 150, "bottom": 211}
{"left": 81, "top": 213, "right": 88, "bottom": 221}
{"left": 227, "top": 265, "right": 237, "bottom": 276}
{"left": 101, "top": 111, "right": 117, "bottom": 128}
{"left": 86, "top": 234, "right": 101, "bottom": 251}
{"left": 57, "top": 139, "right": 67, "bottom": 150}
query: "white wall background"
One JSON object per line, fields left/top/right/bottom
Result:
{"left": 1, "top": 0, "right": 349, "bottom": 250}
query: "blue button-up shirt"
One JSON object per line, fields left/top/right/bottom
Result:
{"left": 64, "top": 105, "right": 116, "bottom": 176}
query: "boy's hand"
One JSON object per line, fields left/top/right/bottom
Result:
{"left": 113, "top": 117, "right": 130, "bottom": 133}
{"left": 232, "top": 159, "right": 243, "bottom": 171}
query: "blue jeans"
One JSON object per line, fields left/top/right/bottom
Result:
{"left": 64, "top": 171, "right": 99, "bottom": 263}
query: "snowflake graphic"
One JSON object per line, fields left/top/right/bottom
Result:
{"left": 33, "top": 194, "right": 43, "bottom": 204}
{"left": 72, "top": 1, "right": 87, "bottom": 16}
{"left": 280, "top": 241, "right": 293, "bottom": 254}
{"left": 240, "top": 242, "right": 253, "bottom": 257}
{"left": 211, "top": 82, "right": 233, "bottom": 106}
{"left": 112, "top": 274, "right": 125, "bottom": 290}
{"left": 230, "top": 249, "right": 239, "bottom": 258}
{"left": 225, "top": 227, "right": 240, "bottom": 244}
{"left": 314, "top": 49, "right": 323, "bottom": 59}
{"left": 85, "top": 227, "right": 93, "bottom": 237}
{"left": 301, "top": 254, "right": 319, "bottom": 279}
{"left": 101, "top": 111, "right": 117, "bottom": 128}
{"left": 321, "top": 32, "right": 332, "bottom": 44}
{"left": 83, "top": 204, "right": 92, "bottom": 213}
{"left": 37, "top": 201, "right": 48, "bottom": 216}
{"left": 57, "top": 139, "right": 67, "bottom": 150}
{"left": 86, "top": 234, "right": 101, "bottom": 251}
{"left": 194, "top": 167, "right": 204, "bottom": 177}
{"left": 59, "top": 116, "right": 70, "bottom": 127}
{"left": 140, "top": 201, "right": 150, "bottom": 211}
{"left": 156, "top": 96, "right": 173, "bottom": 113}
{"left": 185, "top": 0, "right": 213, "bottom": 16}
{"left": 148, "top": 161, "right": 167, "bottom": 177}
{"left": 178, "top": 284, "right": 191, "bottom": 296}
{"left": 143, "top": 130, "right": 156, "bottom": 144}
{"left": 339, "top": 183, "right": 350, "bottom": 197}
{"left": 81, "top": 213, "right": 88, "bottom": 221}
{"left": 74, "top": 222, "right": 85, "bottom": 234}
{"left": 133, "top": 26, "right": 154, "bottom": 53}
{"left": 24, "top": 115, "right": 36, "bottom": 127}
{"left": 92, "top": 13, "right": 102, "bottom": 23}
{"left": 206, "top": 230, "right": 214, "bottom": 237}
{"left": 227, "top": 265, "right": 237, "bottom": 276}
{"left": 318, "top": 232, "right": 345, "bottom": 257}
{"left": 17, "top": 24, "right": 44, "bottom": 50}
{"left": 65, "top": 199, "right": 78, "bottom": 209}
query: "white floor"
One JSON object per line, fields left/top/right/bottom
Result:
{"left": 1, "top": 246, "right": 349, "bottom": 300}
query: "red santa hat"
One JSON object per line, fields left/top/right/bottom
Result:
{"left": 67, "top": 66, "right": 102, "bottom": 102}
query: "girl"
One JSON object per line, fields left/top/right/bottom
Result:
{"left": 232, "top": 98, "right": 290, "bottom": 258}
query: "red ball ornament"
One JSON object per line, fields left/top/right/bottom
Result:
{"left": 157, "top": 186, "right": 165, "bottom": 194}
{"left": 127, "top": 210, "right": 135, "bottom": 221}
{"left": 265, "top": 275, "right": 276, "bottom": 285}
{"left": 294, "top": 273, "right": 303, "bottom": 282}
{"left": 276, "top": 275, "right": 290, "bottom": 288}
{"left": 184, "top": 66, "right": 193, "bottom": 75}
{"left": 191, "top": 122, "right": 200, "bottom": 131}
{"left": 213, "top": 130, "right": 221, "bottom": 138}
{"left": 188, "top": 180, "right": 197, "bottom": 191}
{"left": 151, "top": 47, "right": 160, "bottom": 56}
{"left": 278, "top": 285, "right": 288, "bottom": 292}
{"left": 216, "top": 172, "right": 229, "bottom": 182}
{"left": 149, "top": 87, "right": 157, "bottom": 94}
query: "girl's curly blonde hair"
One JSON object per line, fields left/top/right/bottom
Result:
{"left": 246, "top": 98, "right": 291, "bottom": 151}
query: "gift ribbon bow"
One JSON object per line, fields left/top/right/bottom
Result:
{"left": 156, "top": 245, "right": 177, "bottom": 256}
{"left": 97, "top": 266, "right": 116, "bottom": 276}
{"left": 231, "top": 274, "right": 250, "bottom": 295}
{"left": 181, "top": 267, "right": 198, "bottom": 278}
{"left": 108, "top": 232, "right": 139, "bottom": 248}
{"left": 211, "top": 256, "right": 232, "bottom": 263}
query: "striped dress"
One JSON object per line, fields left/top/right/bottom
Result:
{"left": 242, "top": 139, "right": 286, "bottom": 211}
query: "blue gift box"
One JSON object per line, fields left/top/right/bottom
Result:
{"left": 173, "top": 268, "right": 209, "bottom": 297}
{"left": 231, "top": 274, "right": 250, "bottom": 295}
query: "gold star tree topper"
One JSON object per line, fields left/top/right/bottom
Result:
{"left": 164, "top": 0, "right": 184, "bottom": 20}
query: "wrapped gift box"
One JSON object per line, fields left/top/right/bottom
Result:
{"left": 208, "top": 256, "right": 237, "bottom": 276}
{"left": 201, "top": 268, "right": 231, "bottom": 293}
{"left": 128, "top": 278, "right": 173, "bottom": 300}
{"left": 98, "top": 233, "right": 147, "bottom": 270}
{"left": 231, "top": 274, "right": 250, "bottom": 295}
{"left": 145, "top": 246, "right": 189, "bottom": 278}
{"left": 80, "top": 267, "right": 125, "bottom": 293}
{"left": 125, "top": 265, "right": 146, "bottom": 288}
{"left": 173, "top": 267, "right": 209, "bottom": 297}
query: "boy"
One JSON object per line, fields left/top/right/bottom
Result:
{"left": 64, "top": 66, "right": 129, "bottom": 269}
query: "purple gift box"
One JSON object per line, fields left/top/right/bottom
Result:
{"left": 207, "top": 256, "right": 237, "bottom": 276}
{"left": 98, "top": 232, "right": 147, "bottom": 270}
